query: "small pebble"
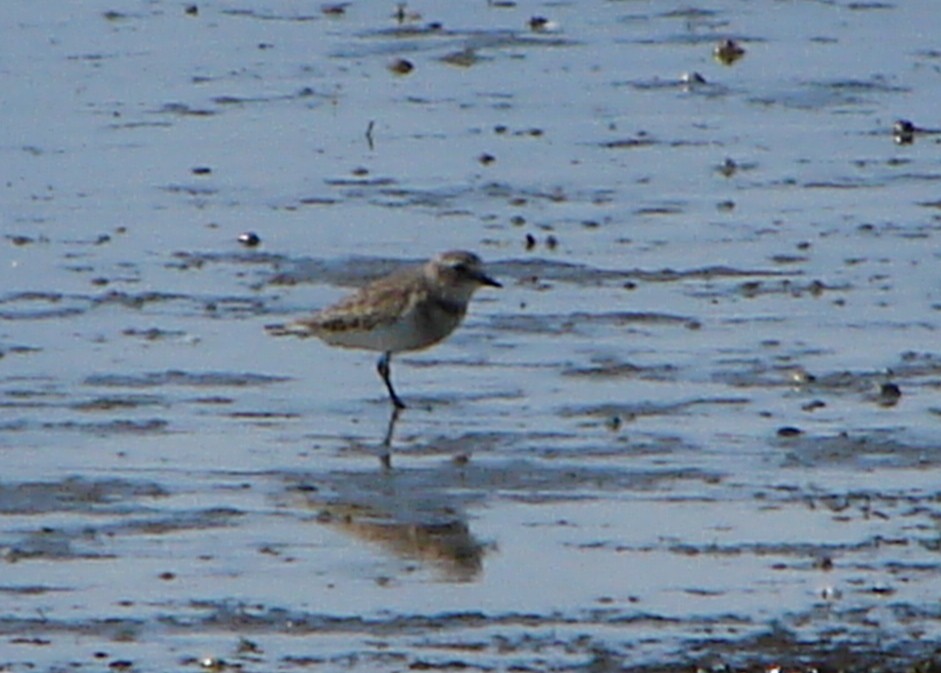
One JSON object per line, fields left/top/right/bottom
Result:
{"left": 478, "top": 153, "right": 495, "bottom": 165}
{"left": 776, "top": 426, "right": 803, "bottom": 438}
{"left": 893, "top": 119, "right": 916, "bottom": 145}
{"left": 191, "top": 166, "right": 212, "bottom": 175}
{"left": 788, "top": 368, "right": 816, "bottom": 385}
{"left": 545, "top": 234, "right": 558, "bottom": 250}
{"left": 185, "top": 4, "right": 198, "bottom": 16}
{"left": 442, "top": 48, "right": 478, "bottom": 67}
{"left": 820, "top": 586, "right": 841, "bottom": 600}
{"left": 388, "top": 58, "right": 414, "bottom": 75}
{"left": 878, "top": 382, "right": 902, "bottom": 407}
{"left": 199, "top": 657, "right": 227, "bottom": 670}
{"left": 237, "top": 638, "right": 262, "bottom": 654}
{"left": 718, "top": 158, "right": 737, "bottom": 177}
{"left": 528, "top": 16, "right": 550, "bottom": 31}
{"left": 524, "top": 233, "right": 536, "bottom": 250}
{"left": 238, "top": 232, "right": 261, "bottom": 247}
{"left": 714, "top": 39, "right": 745, "bottom": 65}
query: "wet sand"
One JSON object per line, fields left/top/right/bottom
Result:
{"left": 3, "top": 1, "right": 941, "bottom": 671}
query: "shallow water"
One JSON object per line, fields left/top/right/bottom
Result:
{"left": 3, "top": 1, "right": 941, "bottom": 671}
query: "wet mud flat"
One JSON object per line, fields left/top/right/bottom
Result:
{"left": 5, "top": 0, "right": 941, "bottom": 671}
{"left": 3, "top": 252, "right": 941, "bottom": 672}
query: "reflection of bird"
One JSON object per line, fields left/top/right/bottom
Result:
{"left": 266, "top": 250, "right": 501, "bottom": 409}
{"left": 312, "top": 501, "right": 486, "bottom": 581}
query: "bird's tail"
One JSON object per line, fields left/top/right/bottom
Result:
{"left": 265, "top": 322, "right": 312, "bottom": 338}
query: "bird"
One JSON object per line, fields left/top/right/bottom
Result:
{"left": 266, "top": 250, "right": 501, "bottom": 409}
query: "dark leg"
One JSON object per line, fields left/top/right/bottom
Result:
{"left": 377, "top": 352, "right": 406, "bottom": 410}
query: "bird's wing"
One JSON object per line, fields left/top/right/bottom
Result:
{"left": 281, "top": 268, "right": 425, "bottom": 337}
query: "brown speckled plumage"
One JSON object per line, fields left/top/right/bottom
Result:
{"left": 266, "top": 250, "right": 501, "bottom": 408}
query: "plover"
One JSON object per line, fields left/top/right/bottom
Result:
{"left": 266, "top": 250, "right": 501, "bottom": 409}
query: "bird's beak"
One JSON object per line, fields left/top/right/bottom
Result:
{"left": 477, "top": 272, "right": 502, "bottom": 288}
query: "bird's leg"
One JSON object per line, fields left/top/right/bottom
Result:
{"left": 377, "top": 352, "right": 406, "bottom": 410}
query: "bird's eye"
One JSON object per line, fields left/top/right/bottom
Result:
{"left": 452, "top": 263, "right": 468, "bottom": 274}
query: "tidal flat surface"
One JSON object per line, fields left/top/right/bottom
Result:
{"left": 3, "top": 1, "right": 941, "bottom": 671}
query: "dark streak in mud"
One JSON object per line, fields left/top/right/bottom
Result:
{"left": 84, "top": 370, "right": 289, "bottom": 388}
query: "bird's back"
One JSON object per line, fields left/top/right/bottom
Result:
{"left": 268, "top": 265, "right": 455, "bottom": 352}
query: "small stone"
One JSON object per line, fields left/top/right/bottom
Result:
{"left": 714, "top": 39, "right": 745, "bottom": 65}
{"left": 878, "top": 382, "right": 902, "bottom": 407}
{"left": 199, "top": 657, "right": 227, "bottom": 670}
{"left": 237, "top": 638, "right": 262, "bottom": 654}
{"left": 893, "top": 119, "right": 916, "bottom": 144}
{"left": 528, "top": 16, "right": 550, "bottom": 31}
{"left": 388, "top": 58, "right": 414, "bottom": 75}
{"left": 789, "top": 368, "right": 816, "bottom": 385}
{"left": 238, "top": 232, "right": 261, "bottom": 247}
{"left": 718, "top": 157, "right": 737, "bottom": 177}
